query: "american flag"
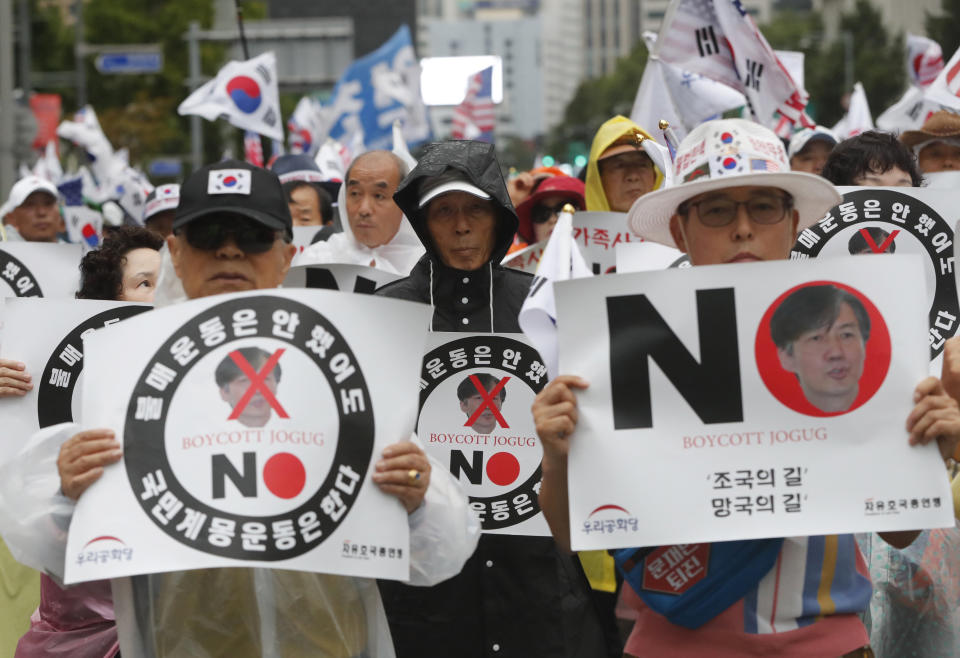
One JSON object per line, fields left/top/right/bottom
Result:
{"left": 244, "top": 131, "right": 264, "bottom": 167}
{"left": 451, "top": 66, "right": 495, "bottom": 142}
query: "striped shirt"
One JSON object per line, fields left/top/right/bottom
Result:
{"left": 624, "top": 535, "right": 871, "bottom": 657}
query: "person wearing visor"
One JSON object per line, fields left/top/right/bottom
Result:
{"left": 42, "top": 160, "right": 477, "bottom": 657}
{"left": 787, "top": 126, "right": 838, "bottom": 176}
{"left": 514, "top": 175, "right": 586, "bottom": 246}
{"left": 141, "top": 184, "right": 180, "bottom": 238}
{"left": 900, "top": 110, "right": 960, "bottom": 175}
{"left": 584, "top": 116, "right": 664, "bottom": 213}
{"left": 377, "top": 140, "right": 611, "bottom": 658}
{"left": 534, "top": 118, "right": 960, "bottom": 658}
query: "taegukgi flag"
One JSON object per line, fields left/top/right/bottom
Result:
{"left": 178, "top": 51, "right": 283, "bottom": 141}
{"left": 655, "top": 0, "right": 813, "bottom": 129}
{"left": 926, "top": 45, "right": 960, "bottom": 111}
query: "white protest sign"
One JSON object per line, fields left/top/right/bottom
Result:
{"left": 283, "top": 263, "right": 402, "bottom": 295}
{"left": 791, "top": 186, "right": 959, "bottom": 373}
{"left": 416, "top": 333, "right": 549, "bottom": 536}
{"left": 503, "top": 211, "right": 637, "bottom": 275}
{"left": 616, "top": 241, "right": 691, "bottom": 272}
{"left": 66, "top": 289, "right": 430, "bottom": 584}
{"left": 556, "top": 256, "right": 951, "bottom": 550}
{"left": 0, "top": 243, "right": 82, "bottom": 298}
{"left": 292, "top": 225, "right": 329, "bottom": 254}
{"left": 0, "top": 298, "right": 149, "bottom": 463}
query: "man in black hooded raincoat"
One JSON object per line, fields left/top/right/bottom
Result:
{"left": 375, "top": 140, "right": 613, "bottom": 657}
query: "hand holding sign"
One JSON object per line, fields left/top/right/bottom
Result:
{"left": 906, "top": 376, "right": 960, "bottom": 458}
{"left": 58, "top": 429, "right": 122, "bottom": 500}
{"left": 0, "top": 359, "right": 32, "bottom": 397}
{"left": 372, "top": 442, "right": 432, "bottom": 514}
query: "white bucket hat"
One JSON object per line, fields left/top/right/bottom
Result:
{"left": 628, "top": 119, "right": 842, "bottom": 248}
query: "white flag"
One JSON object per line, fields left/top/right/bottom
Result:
{"left": 656, "top": 0, "right": 812, "bottom": 129}
{"left": 518, "top": 210, "right": 593, "bottom": 380}
{"left": 314, "top": 138, "right": 349, "bottom": 182}
{"left": 925, "top": 46, "right": 960, "bottom": 111}
{"left": 632, "top": 33, "right": 745, "bottom": 142}
{"left": 178, "top": 51, "right": 283, "bottom": 141}
{"left": 906, "top": 33, "right": 945, "bottom": 88}
{"left": 832, "top": 82, "right": 874, "bottom": 139}
{"left": 287, "top": 96, "right": 326, "bottom": 155}
{"left": 876, "top": 85, "right": 948, "bottom": 132}
{"left": 392, "top": 121, "right": 418, "bottom": 171}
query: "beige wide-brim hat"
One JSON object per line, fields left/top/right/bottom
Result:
{"left": 900, "top": 110, "right": 960, "bottom": 149}
{"left": 628, "top": 119, "right": 843, "bottom": 248}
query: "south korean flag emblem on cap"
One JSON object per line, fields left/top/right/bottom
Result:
{"left": 208, "top": 169, "right": 252, "bottom": 195}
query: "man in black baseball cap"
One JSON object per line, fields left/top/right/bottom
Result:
{"left": 168, "top": 159, "right": 296, "bottom": 298}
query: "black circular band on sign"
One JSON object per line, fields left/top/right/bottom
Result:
{"left": 0, "top": 249, "right": 43, "bottom": 297}
{"left": 791, "top": 189, "right": 959, "bottom": 360}
{"left": 38, "top": 305, "right": 150, "bottom": 428}
{"left": 124, "top": 295, "right": 375, "bottom": 560}
{"left": 418, "top": 334, "right": 546, "bottom": 531}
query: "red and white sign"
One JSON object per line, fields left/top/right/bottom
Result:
{"left": 66, "top": 289, "right": 431, "bottom": 583}
{"left": 556, "top": 256, "right": 951, "bottom": 550}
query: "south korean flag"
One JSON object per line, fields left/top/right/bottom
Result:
{"left": 208, "top": 169, "right": 252, "bottom": 195}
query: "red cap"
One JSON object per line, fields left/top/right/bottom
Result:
{"left": 515, "top": 176, "right": 586, "bottom": 243}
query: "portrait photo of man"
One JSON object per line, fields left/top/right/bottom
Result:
{"left": 847, "top": 226, "right": 897, "bottom": 255}
{"left": 457, "top": 374, "right": 506, "bottom": 435}
{"left": 770, "top": 284, "right": 872, "bottom": 413}
{"left": 215, "top": 347, "right": 283, "bottom": 428}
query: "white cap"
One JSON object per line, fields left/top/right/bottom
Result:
{"left": 7, "top": 175, "right": 59, "bottom": 210}
{"left": 787, "top": 126, "right": 838, "bottom": 160}
{"left": 418, "top": 179, "right": 490, "bottom": 208}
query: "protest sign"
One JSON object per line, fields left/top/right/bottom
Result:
{"left": 0, "top": 299, "right": 149, "bottom": 463}
{"left": 65, "top": 289, "right": 430, "bottom": 584}
{"left": 291, "top": 225, "right": 327, "bottom": 254}
{"left": 284, "top": 264, "right": 402, "bottom": 294}
{"left": 503, "top": 211, "right": 636, "bottom": 275}
{"left": 791, "top": 186, "right": 959, "bottom": 371}
{"left": 616, "top": 241, "right": 691, "bottom": 272}
{"left": 556, "top": 256, "right": 951, "bottom": 550}
{"left": 0, "top": 243, "right": 81, "bottom": 298}
{"left": 416, "top": 333, "right": 549, "bottom": 536}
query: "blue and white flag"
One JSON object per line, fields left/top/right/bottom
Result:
{"left": 326, "top": 25, "right": 431, "bottom": 152}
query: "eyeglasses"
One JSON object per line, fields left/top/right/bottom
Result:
{"left": 531, "top": 201, "right": 573, "bottom": 224}
{"left": 679, "top": 193, "right": 793, "bottom": 228}
{"left": 178, "top": 216, "right": 279, "bottom": 254}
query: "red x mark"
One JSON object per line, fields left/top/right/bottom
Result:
{"left": 464, "top": 375, "right": 509, "bottom": 429}
{"left": 859, "top": 228, "right": 899, "bottom": 254}
{"left": 227, "top": 349, "right": 289, "bottom": 420}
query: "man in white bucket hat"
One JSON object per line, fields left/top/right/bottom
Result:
{"left": 532, "top": 118, "right": 960, "bottom": 657}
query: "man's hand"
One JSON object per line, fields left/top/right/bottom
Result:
{"left": 58, "top": 429, "right": 122, "bottom": 500}
{"left": 0, "top": 359, "right": 32, "bottom": 397}
{"left": 906, "top": 376, "right": 960, "bottom": 460}
{"left": 533, "top": 375, "right": 588, "bottom": 462}
{"left": 372, "top": 441, "right": 431, "bottom": 514}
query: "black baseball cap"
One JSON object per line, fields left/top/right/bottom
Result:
{"left": 174, "top": 160, "right": 292, "bottom": 237}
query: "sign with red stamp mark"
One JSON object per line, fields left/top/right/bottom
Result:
{"left": 65, "top": 289, "right": 430, "bottom": 583}
{"left": 416, "top": 333, "right": 550, "bottom": 536}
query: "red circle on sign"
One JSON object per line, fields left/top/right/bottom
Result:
{"left": 263, "top": 452, "right": 306, "bottom": 499}
{"left": 754, "top": 281, "right": 891, "bottom": 417}
{"left": 485, "top": 451, "right": 520, "bottom": 486}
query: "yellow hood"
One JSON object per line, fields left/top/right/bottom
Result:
{"left": 584, "top": 116, "right": 664, "bottom": 211}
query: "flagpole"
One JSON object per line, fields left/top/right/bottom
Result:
{"left": 235, "top": 1, "right": 250, "bottom": 59}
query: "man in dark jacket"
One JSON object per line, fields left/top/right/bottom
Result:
{"left": 376, "top": 140, "right": 612, "bottom": 657}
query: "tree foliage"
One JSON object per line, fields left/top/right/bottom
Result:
{"left": 926, "top": 0, "right": 960, "bottom": 58}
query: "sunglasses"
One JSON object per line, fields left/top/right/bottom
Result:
{"left": 179, "top": 216, "right": 279, "bottom": 254}
{"left": 531, "top": 201, "right": 574, "bottom": 224}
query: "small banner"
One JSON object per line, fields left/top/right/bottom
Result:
{"left": 283, "top": 263, "right": 402, "bottom": 295}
